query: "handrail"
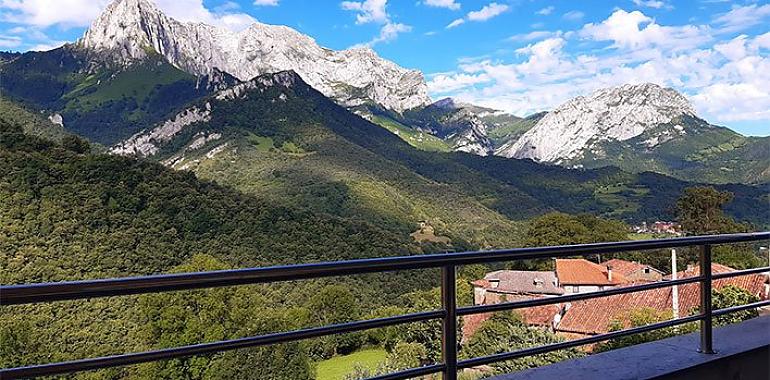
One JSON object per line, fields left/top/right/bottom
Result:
{"left": 1, "top": 232, "right": 768, "bottom": 380}
{"left": 2, "top": 232, "right": 767, "bottom": 305}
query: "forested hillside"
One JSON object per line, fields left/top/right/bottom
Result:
{"left": 120, "top": 71, "right": 769, "bottom": 236}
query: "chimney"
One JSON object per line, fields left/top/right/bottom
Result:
{"left": 607, "top": 265, "right": 613, "bottom": 282}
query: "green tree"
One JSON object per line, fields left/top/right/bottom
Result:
{"left": 712, "top": 285, "right": 759, "bottom": 326}
{"left": 460, "top": 312, "right": 583, "bottom": 376}
{"left": 676, "top": 186, "right": 749, "bottom": 235}
{"left": 306, "top": 285, "right": 364, "bottom": 358}
{"left": 135, "top": 255, "right": 313, "bottom": 380}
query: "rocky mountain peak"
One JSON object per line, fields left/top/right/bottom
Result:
{"left": 77, "top": 0, "right": 431, "bottom": 112}
{"left": 497, "top": 83, "right": 698, "bottom": 163}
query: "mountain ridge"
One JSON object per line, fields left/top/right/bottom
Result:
{"left": 78, "top": 0, "right": 431, "bottom": 112}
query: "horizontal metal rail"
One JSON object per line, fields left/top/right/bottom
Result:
{"left": 711, "top": 266, "right": 770, "bottom": 280}
{"left": 712, "top": 299, "right": 770, "bottom": 316}
{"left": 368, "top": 364, "right": 445, "bottom": 380}
{"left": 1, "top": 232, "right": 768, "bottom": 380}
{"left": 3, "top": 232, "right": 767, "bottom": 305}
{"left": 0, "top": 310, "right": 444, "bottom": 379}
{"left": 458, "top": 314, "right": 704, "bottom": 368}
{"left": 458, "top": 275, "right": 704, "bottom": 316}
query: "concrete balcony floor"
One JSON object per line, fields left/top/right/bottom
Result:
{"left": 491, "top": 315, "right": 770, "bottom": 380}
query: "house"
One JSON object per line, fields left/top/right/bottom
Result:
{"left": 601, "top": 259, "right": 664, "bottom": 282}
{"left": 555, "top": 259, "right": 630, "bottom": 293}
{"left": 472, "top": 270, "right": 563, "bottom": 305}
{"left": 555, "top": 264, "right": 768, "bottom": 339}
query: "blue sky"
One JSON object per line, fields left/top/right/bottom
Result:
{"left": 0, "top": 0, "right": 768, "bottom": 135}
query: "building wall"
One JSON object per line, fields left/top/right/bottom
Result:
{"left": 625, "top": 269, "right": 663, "bottom": 282}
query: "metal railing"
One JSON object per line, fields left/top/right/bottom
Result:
{"left": 1, "top": 232, "right": 769, "bottom": 380}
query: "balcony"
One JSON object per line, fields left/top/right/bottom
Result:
{"left": 491, "top": 315, "right": 770, "bottom": 380}
{"left": 1, "top": 232, "right": 769, "bottom": 380}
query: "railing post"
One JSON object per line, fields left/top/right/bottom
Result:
{"left": 441, "top": 265, "right": 458, "bottom": 380}
{"left": 699, "top": 244, "right": 715, "bottom": 354}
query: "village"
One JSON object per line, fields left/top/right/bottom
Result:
{"left": 464, "top": 256, "right": 770, "bottom": 345}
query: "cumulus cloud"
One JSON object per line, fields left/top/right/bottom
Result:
{"left": 467, "top": 2, "right": 508, "bottom": 21}
{"left": 254, "top": 0, "right": 279, "bottom": 6}
{"left": 342, "top": 0, "right": 410, "bottom": 46}
{"left": 428, "top": 9, "right": 770, "bottom": 126}
{"left": 423, "top": 0, "right": 460, "bottom": 10}
{"left": 580, "top": 10, "right": 710, "bottom": 51}
{"left": 713, "top": 3, "right": 770, "bottom": 33}
{"left": 446, "top": 2, "right": 508, "bottom": 28}
{"left": 0, "top": 0, "right": 257, "bottom": 31}
{"left": 341, "top": 0, "right": 388, "bottom": 24}
{"left": 536, "top": 6, "right": 554, "bottom": 16}
{"left": 632, "top": 0, "right": 671, "bottom": 10}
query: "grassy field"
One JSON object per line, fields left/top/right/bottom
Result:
{"left": 316, "top": 348, "right": 387, "bottom": 380}
{"left": 369, "top": 115, "right": 451, "bottom": 152}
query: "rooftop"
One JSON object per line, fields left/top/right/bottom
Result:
{"left": 556, "top": 258, "right": 630, "bottom": 286}
{"left": 480, "top": 270, "right": 564, "bottom": 295}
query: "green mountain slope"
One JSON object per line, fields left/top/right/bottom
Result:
{"left": 117, "top": 71, "right": 769, "bottom": 233}
{"left": 0, "top": 46, "right": 236, "bottom": 144}
{"left": 572, "top": 115, "right": 770, "bottom": 184}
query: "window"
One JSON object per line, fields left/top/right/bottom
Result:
{"left": 644, "top": 268, "right": 651, "bottom": 274}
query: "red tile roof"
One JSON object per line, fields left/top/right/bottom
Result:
{"left": 556, "top": 259, "right": 630, "bottom": 285}
{"left": 665, "top": 263, "right": 737, "bottom": 279}
{"left": 601, "top": 259, "right": 662, "bottom": 276}
{"left": 557, "top": 273, "right": 767, "bottom": 335}
{"left": 461, "top": 294, "right": 563, "bottom": 341}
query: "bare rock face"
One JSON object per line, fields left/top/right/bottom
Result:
{"left": 497, "top": 83, "right": 697, "bottom": 163}
{"left": 79, "top": 0, "right": 431, "bottom": 112}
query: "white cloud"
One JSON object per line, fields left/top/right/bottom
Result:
{"left": 562, "top": 11, "right": 584, "bottom": 21}
{"left": 423, "top": 0, "right": 460, "bottom": 11}
{"left": 0, "top": 0, "right": 111, "bottom": 27}
{"left": 713, "top": 3, "right": 770, "bottom": 33}
{"left": 508, "top": 30, "right": 561, "bottom": 42}
{"left": 536, "top": 6, "right": 554, "bottom": 16}
{"left": 446, "top": 2, "right": 508, "bottom": 29}
{"left": 632, "top": 0, "right": 670, "bottom": 10}
{"left": 254, "top": 0, "right": 279, "bottom": 6}
{"left": 0, "top": 34, "right": 21, "bottom": 48}
{"left": 580, "top": 10, "right": 710, "bottom": 51}
{"left": 341, "top": 0, "right": 388, "bottom": 24}
{"left": 0, "top": 0, "right": 257, "bottom": 31}
{"left": 428, "top": 72, "right": 490, "bottom": 92}
{"left": 467, "top": 2, "right": 508, "bottom": 21}
{"left": 342, "top": 0, "right": 410, "bottom": 46}
{"left": 429, "top": 9, "right": 770, "bottom": 126}
{"left": 29, "top": 40, "right": 67, "bottom": 51}
{"left": 446, "top": 18, "right": 464, "bottom": 28}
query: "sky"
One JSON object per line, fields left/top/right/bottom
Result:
{"left": 0, "top": 0, "right": 768, "bottom": 136}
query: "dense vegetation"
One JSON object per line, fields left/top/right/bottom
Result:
{"left": 572, "top": 115, "right": 770, "bottom": 184}
{"left": 0, "top": 47, "right": 233, "bottom": 144}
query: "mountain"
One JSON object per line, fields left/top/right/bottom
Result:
{"left": 498, "top": 83, "right": 696, "bottom": 162}
{"left": 109, "top": 71, "right": 769, "bottom": 232}
{"left": 496, "top": 83, "right": 769, "bottom": 184}
{"left": 0, "top": 46, "right": 238, "bottom": 144}
{"left": 80, "top": 0, "right": 430, "bottom": 112}
{"left": 361, "top": 98, "right": 534, "bottom": 156}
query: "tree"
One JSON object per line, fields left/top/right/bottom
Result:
{"left": 676, "top": 186, "right": 749, "bottom": 235}
{"left": 306, "top": 285, "right": 364, "bottom": 358}
{"left": 460, "top": 312, "right": 583, "bottom": 375}
{"left": 712, "top": 285, "right": 759, "bottom": 326}
{"left": 135, "top": 255, "right": 313, "bottom": 380}
{"left": 520, "top": 212, "right": 630, "bottom": 269}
